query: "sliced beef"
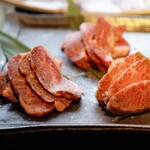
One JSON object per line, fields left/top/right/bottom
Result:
{"left": 85, "top": 45, "right": 108, "bottom": 72}
{"left": 96, "top": 51, "right": 150, "bottom": 115}
{"left": 96, "top": 51, "right": 145, "bottom": 106}
{"left": 81, "top": 20, "right": 113, "bottom": 71}
{"left": 106, "top": 58, "right": 150, "bottom": 101}
{"left": 18, "top": 52, "right": 56, "bottom": 103}
{"left": 107, "top": 80, "right": 150, "bottom": 115}
{"left": 54, "top": 98, "right": 72, "bottom": 112}
{"left": 80, "top": 22, "right": 95, "bottom": 45}
{"left": 7, "top": 54, "right": 55, "bottom": 117}
{"left": 62, "top": 16, "right": 130, "bottom": 72}
{"left": 30, "top": 45, "right": 84, "bottom": 100}
{"left": 113, "top": 36, "right": 130, "bottom": 59}
{"left": 18, "top": 51, "right": 73, "bottom": 111}
{"left": 62, "top": 31, "right": 92, "bottom": 70}
{"left": 0, "top": 71, "right": 18, "bottom": 102}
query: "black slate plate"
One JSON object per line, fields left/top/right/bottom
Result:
{"left": 1, "top": 28, "right": 150, "bottom": 135}
{"left": 1, "top": 57, "right": 150, "bottom": 135}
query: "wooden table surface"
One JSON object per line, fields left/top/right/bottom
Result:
{"left": 1, "top": 12, "right": 150, "bottom": 148}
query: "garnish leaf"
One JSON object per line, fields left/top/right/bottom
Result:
{"left": 112, "top": 114, "right": 131, "bottom": 123}
{"left": 87, "top": 69, "right": 105, "bottom": 79}
{"left": 67, "top": 0, "right": 84, "bottom": 30}
{"left": 0, "top": 31, "right": 30, "bottom": 59}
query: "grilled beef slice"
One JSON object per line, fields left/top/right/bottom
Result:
{"left": 8, "top": 54, "right": 55, "bottom": 117}
{"left": 18, "top": 52, "right": 56, "bottom": 103}
{"left": 18, "top": 52, "right": 73, "bottom": 112}
{"left": 106, "top": 58, "right": 150, "bottom": 102}
{"left": 61, "top": 31, "right": 92, "bottom": 70}
{"left": 96, "top": 51, "right": 150, "bottom": 115}
{"left": 0, "top": 71, "right": 18, "bottom": 102}
{"left": 30, "top": 45, "right": 84, "bottom": 100}
{"left": 107, "top": 80, "right": 150, "bottom": 115}
{"left": 96, "top": 52, "right": 145, "bottom": 105}
{"left": 62, "top": 16, "right": 130, "bottom": 72}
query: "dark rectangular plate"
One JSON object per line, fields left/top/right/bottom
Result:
{"left": 0, "top": 26, "right": 150, "bottom": 135}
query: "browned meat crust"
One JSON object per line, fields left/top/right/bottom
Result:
{"left": 107, "top": 80, "right": 150, "bottom": 115}
{"left": 0, "top": 45, "right": 84, "bottom": 117}
{"left": 18, "top": 51, "right": 73, "bottom": 112}
{"left": 7, "top": 54, "right": 55, "bottom": 117}
{"left": 96, "top": 52, "right": 145, "bottom": 105}
{"left": 95, "top": 51, "right": 150, "bottom": 115}
{"left": 18, "top": 52, "right": 56, "bottom": 103}
{"left": 62, "top": 16, "right": 130, "bottom": 72}
{"left": 106, "top": 58, "right": 150, "bottom": 102}
{"left": 0, "top": 71, "right": 18, "bottom": 102}
{"left": 62, "top": 31, "right": 92, "bottom": 70}
{"left": 30, "top": 45, "right": 84, "bottom": 100}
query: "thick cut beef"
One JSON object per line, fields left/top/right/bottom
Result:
{"left": 30, "top": 46, "right": 84, "bottom": 100}
{"left": 0, "top": 71, "right": 18, "bottom": 102}
{"left": 106, "top": 58, "right": 150, "bottom": 101}
{"left": 18, "top": 52, "right": 73, "bottom": 111}
{"left": 62, "top": 31, "right": 92, "bottom": 70}
{"left": 107, "top": 80, "right": 150, "bottom": 115}
{"left": 62, "top": 16, "right": 130, "bottom": 72}
{"left": 95, "top": 51, "right": 150, "bottom": 115}
{"left": 18, "top": 52, "right": 56, "bottom": 103}
{"left": 80, "top": 20, "right": 113, "bottom": 71}
{"left": 80, "top": 22, "right": 95, "bottom": 45}
{"left": 54, "top": 98, "right": 72, "bottom": 112}
{"left": 7, "top": 54, "right": 55, "bottom": 117}
{"left": 96, "top": 52, "right": 145, "bottom": 105}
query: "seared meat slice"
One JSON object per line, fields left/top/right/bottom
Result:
{"left": 96, "top": 51, "right": 150, "bottom": 115}
{"left": 62, "top": 31, "right": 92, "bottom": 70}
{"left": 96, "top": 52, "right": 145, "bottom": 106}
{"left": 113, "top": 36, "right": 130, "bottom": 59}
{"left": 18, "top": 51, "right": 73, "bottom": 111}
{"left": 85, "top": 45, "right": 108, "bottom": 72}
{"left": 80, "top": 22, "right": 95, "bottom": 45}
{"left": 62, "top": 16, "right": 130, "bottom": 72}
{"left": 106, "top": 58, "right": 150, "bottom": 102}
{"left": 0, "top": 71, "right": 18, "bottom": 102}
{"left": 80, "top": 21, "right": 113, "bottom": 71}
{"left": 8, "top": 54, "right": 55, "bottom": 117}
{"left": 54, "top": 98, "right": 72, "bottom": 112}
{"left": 18, "top": 52, "right": 56, "bottom": 103}
{"left": 30, "top": 45, "right": 84, "bottom": 100}
{"left": 107, "top": 80, "right": 150, "bottom": 115}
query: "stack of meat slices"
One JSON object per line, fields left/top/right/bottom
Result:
{"left": 61, "top": 16, "right": 130, "bottom": 73}
{"left": 0, "top": 46, "right": 84, "bottom": 117}
{"left": 96, "top": 51, "right": 150, "bottom": 115}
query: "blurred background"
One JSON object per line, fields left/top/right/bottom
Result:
{"left": 1, "top": 0, "right": 150, "bottom": 31}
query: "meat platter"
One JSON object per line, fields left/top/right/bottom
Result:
{"left": 1, "top": 27, "right": 150, "bottom": 135}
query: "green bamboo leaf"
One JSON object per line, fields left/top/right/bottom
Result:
{"left": 87, "top": 69, "right": 105, "bottom": 79}
{"left": 0, "top": 31, "right": 30, "bottom": 59}
{"left": 67, "top": 0, "right": 84, "bottom": 30}
{"left": 112, "top": 114, "right": 131, "bottom": 123}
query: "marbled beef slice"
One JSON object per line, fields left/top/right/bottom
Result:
{"left": 96, "top": 51, "right": 145, "bottom": 105}
{"left": 106, "top": 58, "right": 150, "bottom": 102}
{"left": 107, "top": 80, "right": 150, "bottom": 115}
